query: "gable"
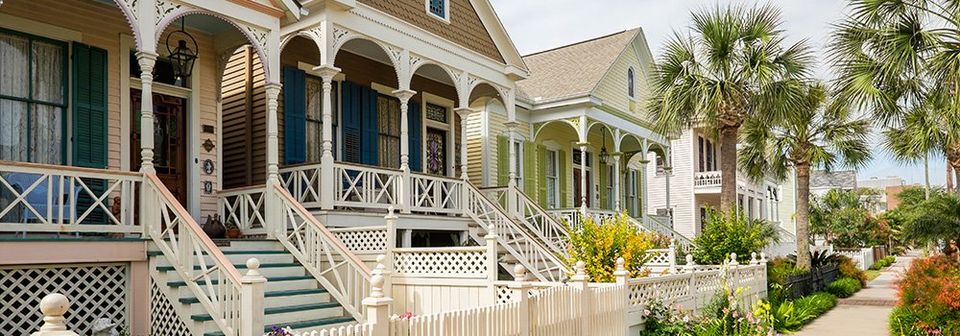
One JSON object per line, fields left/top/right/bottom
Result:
{"left": 592, "top": 29, "right": 656, "bottom": 122}
{"left": 358, "top": 0, "right": 506, "bottom": 63}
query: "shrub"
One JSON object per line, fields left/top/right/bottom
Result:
{"left": 770, "top": 292, "right": 837, "bottom": 333}
{"left": 895, "top": 256, "right": 960, "bottom": 334}
{"left": 794, "top": 292, "right": 837, "bottom": 316}
{"left": 889, "top": 306, "right": 926, "bottom": 336}
{"left": 693, "top": 208, "right": 780, "bottom": 264}
{"left": 767, "top": 257, "right": 807, "bottom": 287}
{"left": 639, "top": 299, "right": 695, "bottom": 336}
{"left": 565, "top": 213, "right": 665, "bottom": 281}
{"left": 836, "top": 255, "right": 868, "bottom": 286}
{"left": 826, "top": 277, "right": 862, "bottom": 298}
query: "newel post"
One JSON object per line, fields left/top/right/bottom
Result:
{"left": 239, "top": 258, "right": 267, "bottom": 336}
{"left": 485, "top": 223, "right": 500, "bottom": 286}
{"left": 363, "top": 267, "right": 393, "bottom": 336}
{"left": 668, "top": 240, "right": 678, "bottom": 274}
{"left": 571, "top": 261, "right": 592, "bottom": 335}
{"left": 373, "top": 255, "right": 393, "bottom": 303}
{"left": 32, "top": 293, "right": 78, "bottom": 336}
{"left": 384, "top": 208, "right": 397, "bottom": 284}
{"left": 511, "top": 264, "right": 532, "bottom": 336}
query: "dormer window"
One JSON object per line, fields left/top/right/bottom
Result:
{"left": 427, "top": 0, "right": 449, "bottom": 21}
{"left": 627, "top": 67, "right": 636, "bottom": 98}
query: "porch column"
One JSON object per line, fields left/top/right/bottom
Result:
{"left": 505, "top": 121, "right": 519, "bottom": 216}
{"left": 316, "top": 66, "right": 340, "bottom": 210}
{"left": 264, "top": 83, "right": 282, "bottom": 239}
{"left": 639, "top": 160, "right": 650, "bottom": 216}
{"left": 136, "top": 51, "right": 158, "bottom": 174}
{"left": 613, "top": 153, "right": 622, "bottom": 212}
{"left": 394, "top": 89, "right": 416, "bottom": 214}
{"left": 455, "top": 108, "right": 473, "bottom": 181}
{"left": 578, "top": 143, "right": 588, "bottom": 215}
{"left": 664, "top": 166, "right": 673, "bottom": 222}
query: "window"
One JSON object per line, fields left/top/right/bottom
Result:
{"left": 512, "top": 139, "right": 523, "bottom": 188}
{"left": 626, "top": 170, "right": 638, "bottom": 216}
{"left": 627, "top": 67, "right": 635, "bottom": 98}
{"left": 698, "top": 136, "right": 716, "bottom": 172}
{"left": 606, "top": 164, "right": 615, "bottom": 209}
{"left": 0, "top": 30, "right": 67, "bottom": 164}
{"left": 546, "top": 150, "right": 559, "bottom": 209}
{"left": 427, "top": 0, "right": 448, "bottom": 20}
{"left": 305, "top": 76, "right": 338, "bottom": 163}
{"left": 377, "top": 95, "right": 401, "bottom": 168}
{"left": 655, "top": 153, "right": 670, "bottom": 175}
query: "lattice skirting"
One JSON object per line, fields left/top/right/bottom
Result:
{"left": 149, "top": 279, "right": 191, "bottom": 336}
{"left": 0, "top": 263, "right": 128, "bottom": 335}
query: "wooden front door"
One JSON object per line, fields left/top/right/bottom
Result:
{"left": 573, "top": 168, "right": 591, "bottom": 208}
{"left": 131, "top": 89, "right": 189, "bottom": 205}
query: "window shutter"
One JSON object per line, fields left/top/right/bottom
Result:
{"left": 408, "top": 100, "right": 422, "bottom": 172}
{"left": 360, "top": 86, "right": 379, "bottom": 166}
{"left": 282, "top": 66, "right": 306, "bottom": 164}
{"left": 496, "top": 135, "right": 508, "bottom": 186}
{"left": 523, "top": 141, "right": 535, "bottom": 195}
{"left": 71, "top": 42, "right": 108, "bottom": 169}
{"left": 558, "top": 150, "right": 568, "bottom": 208}
{"left": 536, "top": 144, "right": 548, "bottom": 207}
{"left": 341, "top": 81, "right": 361, "bottom": 163}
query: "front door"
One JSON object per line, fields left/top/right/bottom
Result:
{"left": 573, "top": 168, "right": 591, "bottom": 208}
{"left": 131, "top": 89, "right": 188, "bottom": 205}
{"left": 425, "top": 127, "right": 447, "bottom": 176}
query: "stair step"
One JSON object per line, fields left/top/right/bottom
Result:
{"left": 156, "top": 262, "right": 299, "bottom": 272}
{"left": 179, "top": 288, "right": 329, "bottom": 305}
{"left": 202, "top": 317, "right": 357, "bottom": 336}
{"left": 166, "top": 275, "right": 313, "bottom": 288}
{"left": 191, "top": 302, "right": 343, "bottom": 322}
{"left": 148, "top": 249, "right": 288, "bottom": 257}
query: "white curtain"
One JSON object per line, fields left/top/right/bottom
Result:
{"left": 305, "top": 77, "right": 322, "bottom": 163}
{"left": 0, "top": 33, "right": 64, "bottom": 164}
{"left": 31, "top": 41, "right": 64, "bottom": 164}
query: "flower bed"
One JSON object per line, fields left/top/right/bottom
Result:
{"left": 890, "top": 256, "right": 960, "bottom": 335}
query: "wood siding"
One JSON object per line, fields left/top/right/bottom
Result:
{"left": 221, "top": 47, "right": 267, "bottom": 188}
{"left": 592, "top": 37, "right": 655, "bottom": 123}
{"left": 358, "top": 0, "right": 505, "bottom": 62}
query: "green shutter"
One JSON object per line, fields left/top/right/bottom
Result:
{"left": 72, "top": 42, "right": 108, "bottom": 169}
{"left": 537, "top": 144, "right": 548, "bottom": 207}
{"left": 496, "top": 135, "right": 508, "bottom": 186}
{"left": 558, "top": 150, "right": 568, "bottom": 208}
{"left": 523, "top": 141, "right": 535, "bottom": 195}
{"left": 599, "top": 162, "right": 608, "bottom": 210}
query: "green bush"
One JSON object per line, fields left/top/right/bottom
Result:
{"left": 836, "top": 255, "right": 868, "bottom": 286}
{"left": 870, "top": 256, "right": 896, "bottom": 270}
{"left": 770, "top": 292, "right": 837, "bottom": 333}
{"left": 693, "top": 208, "right": 780, "bottom": 264}
{"left": 826, "top": 277, "right": 862, "bottom": 298}
{"left": 564, "top": 213, "right": 665, "bottom": 282}
{"left": 889, "top": 306, "right": 926, "bottom": 336}
{"left": 767, "top": 257, "right": 807, "bottom": 287}
{"left": 794, "top": 292, "right": 838, "bottom": 316}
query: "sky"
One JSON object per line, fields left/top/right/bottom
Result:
{"left": 488, "top": 0, "right": 945, "bottom": 187}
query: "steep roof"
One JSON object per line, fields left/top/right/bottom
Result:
{"left": 517, "top": 28, "right": 640, "bottom": 103}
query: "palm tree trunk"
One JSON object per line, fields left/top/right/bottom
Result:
{"left": 795, "top": 163, "right": 812, "bottom": 271}
{"left": 948, "top": 165, "right": 954, "bottom": 194}
{"left": 719, "top": 126, "right": 739, "bottom": 212}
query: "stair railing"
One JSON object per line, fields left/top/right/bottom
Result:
{"left": 462, "top": 182, "right": 569, "bottom": 282}
{"left": 633, "top": 215, "right": 695, "bottom": 253}
{"left": 144, "top": 174, "right": 264, "bottom": 336}
{"left": 481, "top": 186, "right": 570, "bottom": 257}
{"left": 272, "top": 184, "right": 372, "bottom": 321}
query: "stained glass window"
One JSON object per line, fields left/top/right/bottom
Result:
{"left": 428, "top": 0, "right": 446, "bottom": 19}
{"left": 425, "top": 102, "right": 447, "bottom": 123}
{"left": 426, "top": 128, "right": 446, "bottom": 175}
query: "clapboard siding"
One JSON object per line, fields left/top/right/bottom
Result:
{"left": 592, "top": 37, "right": 656, "bottom": 123}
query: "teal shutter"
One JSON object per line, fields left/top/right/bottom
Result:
{"left": 409, "top": 100, "right": 422, "bottom": 172}
{"left": 341, "top": 81, "right": 361, "bottom": 163}
{"left": 71, "top": 42, "right": 108, "bottom": 169}
{"left": 360, "top": 86, "right": 379, "bottom": 166}
{"left": 283, "top": 66, "right": 306, "bottom": 164}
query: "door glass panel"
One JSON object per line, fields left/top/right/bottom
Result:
{"left": 426, "top": 128, "right": 446, "bottom": 175}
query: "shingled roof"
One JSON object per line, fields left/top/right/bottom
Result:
{"left": 517, "top": 28, "right": 640, "bottom": 103}
{"left": 811, "top": 170, "right": 858, "bottom": 190}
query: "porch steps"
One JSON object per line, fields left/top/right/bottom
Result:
{"left": 149, "top": 239, "right": 356, "bottom": 335}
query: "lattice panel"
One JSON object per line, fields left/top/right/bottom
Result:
{"left": 393, "top": 249, "right": 487, "bottom": 277}
{"left": 644, "top": 249, "right": 672, "bottom": 266}
{"left": 150, "top": 281, "right": 191, "bottom": 336}
{"left": 495, "top": 284, "right": 514, "bottom": 304}
{"left": 0, "top": 264, "right": 128, "bottom": 334}
{"left": 332, "top": 228, "right": 388, "bottom": 254}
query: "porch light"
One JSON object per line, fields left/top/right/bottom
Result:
{"left": 599, "top": 133, "right": 610, "bottom": 164}
{"left": 166, "top": 17, "right": 198, "bottom": 80}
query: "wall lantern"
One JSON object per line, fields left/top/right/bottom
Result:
{"left": 166, "top": 17, "right": 198, "bottom": 80}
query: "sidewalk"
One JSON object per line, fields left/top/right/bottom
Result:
{"left": 795, "top": 252, "right": 917, "bottom": 336}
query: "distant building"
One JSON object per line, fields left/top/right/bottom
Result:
{"left": 810, "top": 170, "right": 858, "bottom": 197}
{"left": 886, "top": 184, "right": 920, "bottom": 211}
{"left": 858, "top": 176, "right": 906, "bottom": 213}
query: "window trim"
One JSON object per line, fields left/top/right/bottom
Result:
{"left": 422, "top": 91, "right": 455, "bottom": 177}
{"left": 425, "top": 0, "right": 451, "bottom": 23}
{"left": 545, "top": 149, "right": 559, "bottom": 209}
{"left": 0, "top": 27, "right": 69, "bottom": 165}
{"left": 627, "top": 67, "right": 636, "bottom": 98}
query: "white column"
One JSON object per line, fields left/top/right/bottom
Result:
{"left": 506, "top": 122, "right": 519, "bottom": 188}
{"left": 136, "top": 51, "right": 157, "bottom": 174}
{"left": 455, "top": 108, "right": 472, "bottom": 181}
{"left": 578, "top": 144, "right": 588, "bottom": 214}
{"left": 639, "top": 159, "right": 650, "bottom": 216}
{"left": 315, "top": 66, "right": 340, "bottom": 210}
{"left": 394, "top": 89, "right": 416, "bottom": 214}
{"left": 664, "top": 165, "right": 673, "bottom": 223}
{"left": 265, "top": 83, "right": 282, "bottom": 184}
{"left": 613, "top": 154, "right": 622, "bottom": 211}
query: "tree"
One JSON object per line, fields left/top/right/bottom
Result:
{"left": 830, "top": 0, "right": 960, "bottom": 191}
{"left": 810, "top": 189, "right": 877, "bottom": 248}
{"left": 901, "top": 193, "right": 960, "bottom": 247}
{"left": 692, "top": 208, "right": 780, "bottom": 265}
{"left": 738, "top": 83, "right": 871, "bottom": 270}
{"left": 647, "top": 4, "right": 814, "bottom": 211}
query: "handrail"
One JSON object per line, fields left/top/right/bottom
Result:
{"left": 482, "top": 186, "right": 570, "bottom": 258}
{"left": 633, "top": 216, "right": 695, "bottom": 253}
{"left": 272, "top": 184, "right": 372, "bottom": 321}
{"left": 409, "top": 172, "right": 463, "bottom": 214}
{"left": 145, "top": 174, "right": 247, "bottom": 335}
{"left": 462, "top": 182, "right": 569, "bottom": 282}
{"left": 0, "top": 160, "right": 142, "bottom": 177}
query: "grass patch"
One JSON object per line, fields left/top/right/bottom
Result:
{"left": 865, "top": 270, "right": 881, "bottom": 282}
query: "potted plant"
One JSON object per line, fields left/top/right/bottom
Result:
{"left": 225, "top": 218, "right": 241, "bottom": 239}
{"left": 202, "top": 214, "right": 226, "bottom": 239}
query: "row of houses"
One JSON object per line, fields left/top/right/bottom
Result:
{"left": 0, "top": 0, "right": 789, "bottom": 334}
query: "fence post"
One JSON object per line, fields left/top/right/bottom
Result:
{"left": 614, "top": 257, "right": 628, "bottom": 285}
{"left": 363, "top": 267, "right": 393, "bottom": 336}
{"left": 240, "top": 258, "right": 267, "bottom": 336}
{"left": 384, "top": 208, "right": 398, "bottom": 296}
{"left": 571, "top": 261, "right": 592, "bottom": 335}
{"left": 668, "top": 240, "right": 677, "bottom": 274}
{"left": 32, "top": 293, "right": 79, "bottom": 336}
{"left": 683, "top": 254, "right": 696, "bottom": 273}
{"left": 486, "top": 224, "right": 500, "bottom": 286}
{"left": 510, "top": 264, "right": 531, "bottom": 336}
{"left": 749, "top": 252, "right": 758, "bottom": 265}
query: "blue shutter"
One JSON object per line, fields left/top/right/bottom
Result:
{"left": 341, "top": 81, "right": 361, "bottom": 164}
{"left": 408, "top": 100, "right": 422, "bottom": 172}
{"left": 360, "top": 86, "right": 379, "bottom": 166}
{"left": 282, "top": 66, "right": 306, "bottom": 164}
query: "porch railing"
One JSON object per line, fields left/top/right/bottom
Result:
{"left": 334, "top": 163, "right": 402, "bottom": 210}
{"left": 0, "top": 161, "right": 141, "bottom": 233}
{"left": 409, "top": 173, "right": 462, "bottom": 214}
{"left": 694, "top": 171, "right": 722, "bottom": 188}
{"left": 634, "top": 216, "right": 695, "bottom": 253}
{"left": 272, "top": 184, "right": 372, "bottom": 321}
{"left": 217, "top": 185, "right": 267, "bottom": 236}
{"left": 279, "top": 163, "right": 322, "bottom": 208}
{"left": 546, "top": 208, "right": 618, "bottom": 231}
{"left": 481, "top": 186, "right": 569, "bottom": 257}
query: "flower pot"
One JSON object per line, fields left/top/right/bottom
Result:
{"left": 226, "top": 228, "right": 242, "bottom": 239}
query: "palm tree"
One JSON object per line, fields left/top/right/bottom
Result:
{"left": 647, "top": 4, "right": 814, "bottom": 211}
{"left": 904, "top": 194, "right": 960, "bottom": 247}
{"left": 830, "top": 0, "right": 960, "bottom": 192}
{"left": 739, "top": 83, "right": 871, "bottom": 270}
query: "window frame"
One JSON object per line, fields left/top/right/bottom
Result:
{"left": 512, "top": 138, "right": 523, "bottom": 188}
{"left": 376, "top": 94, "right": 402, "bottom": 169}
{"left": 425, "top": 0, "right": 451, "bottom": 23}
{"left": 303, "top": 74, "right": 339, "bottom": 164}
{"left": 0, "top": 27, "right": 70, "bottom": 165}
{"left": 545, "top": 149, "right": 559, "bottom": 209}
{"left": 627, "top": 67, "right": 636, "bottom": 98}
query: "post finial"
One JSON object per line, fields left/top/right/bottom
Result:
{"left": 686, "top": 254, "right": 695, "bottom": 265}
{"left": 760, "top": 252, "right": 768, "bottom": 263}
{"left": 245, "top": 258, "right": 261, "bottom": 277}
{"left": 575, "top": 260, "right": 586, "bottom": 276}
{"left": 385, "top": 206, "right": 398, "bottom": 219}
{"left": 615, "top": 257, "right": 625, "bottom": 272}
{"left": 513, "top": 263, "right": 527, "bottom": 282}
{"left": 729, "top": 253, "right": 739, "bottom": 266}
{"left": 750, "top": 252, "right": 758, "bottom": 265}
{"left": 33, "top": 293, "right": 78, "bottom": 335}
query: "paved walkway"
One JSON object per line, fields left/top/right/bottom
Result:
{"left": 795, "top": 252, "right": 918, "bottom": 336}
